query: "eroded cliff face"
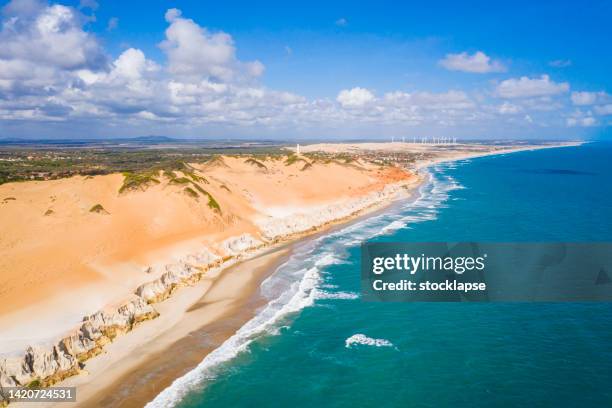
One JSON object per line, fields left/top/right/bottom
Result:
{"left": 0, "top": 177, "right": 416, "bottom": 405}
{"left": 0, "top": 296, "right": 157, "bottom": 404}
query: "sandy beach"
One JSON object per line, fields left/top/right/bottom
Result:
{"left": 71, "top": 245, "right": 293, "bottom": 408}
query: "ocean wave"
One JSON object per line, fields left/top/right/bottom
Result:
{"left": 345, "top": 334, "right": 394, "bottom": 348}
{"left": 315, "top": 290, "right": 359, "bottom": 300}
{"left": 314, "top": 253, "right": 348, "bottom": 267}
{"left": 145, "top": 266, "right": 321, "bottom": 408}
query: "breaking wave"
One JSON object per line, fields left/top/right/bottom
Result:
{"left": 345, "top": 334, "right": 394, "bottom": 348}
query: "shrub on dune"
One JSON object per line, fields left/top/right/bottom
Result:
{"left": 89, "top": 204, "right": 109, "bottom": 214}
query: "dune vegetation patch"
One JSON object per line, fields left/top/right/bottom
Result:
{"left": 119, "top": 171, "right": 160, "bottom": 194}
{"left": 183, "top": 187, "right": 199, "bottom": 199}
{"left": 89, "top": 203, "right": 109, "bottom": 214}
{"left": 206, "top": 193, "right": 221, "bottom": 212}
{"left": 285, "top": 154, "right": 310, "bottom": 167}
{"left": 245, "top": 158, "right": 268, "bottom": 170}
{"left": 169, "top": 176, "right": 191, "bottom": 185}
{"left": 205, "top": 155, "right": 229, "bottom": 169}
{"left": 189, "top": 183, "right": 221, "bottom": 213}
{"left": 44, "top": 209, "right": 54, "bottom": 216}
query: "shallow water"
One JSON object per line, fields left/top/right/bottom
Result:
{"left": 149, "top": 142, "right": 612, "bottom": 408}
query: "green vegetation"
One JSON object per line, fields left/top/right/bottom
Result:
{"left": 284, "top": 154, "right": 300, "bottom": 166}
{"left": 186, "top": 171, "right": 208, "bottom": 184}
{"left": 206, "top": 155, "right": 228, "bottom": 167}
{"left": 189, "top": 183, "right": 221, "bottom": 212}
{"left": 89, "top": 203, "right": 108, "bottom": 214}
{"left": 119, "top": 171, "right": 160, "bottom": 193}
{"left": 27, "top": 379, "right": 41, "bottom": 389}
{"left": 169, "top": 176, "right": 191, "bottom": 185}
{"left": 184, "top": 187, "right": 199, "bottom": 198}
{"left": 245, "top": 157, "right": 267, "bottom": 170}
{"left": 190, "top": 183, "right": 206, "bottom": 195}
{"left": 0, "top": 144, "right": 285, "bottom": 185}
{"left": 206, "top": 192, "right": 221, "bottom": 212}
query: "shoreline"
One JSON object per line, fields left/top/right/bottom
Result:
{"left": 4, "top": 142, "right": 579, "bottom": 407}
{"left": 7, "top": 175, "right": 421, "bottom": 408}
{"left": 65, "top": 186, "right": 421, "bottom": 408}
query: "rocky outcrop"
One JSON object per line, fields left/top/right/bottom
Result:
{"left": 136, "top": 262, "right": 199, "bottom": 303}
{"left": 220, "top": 233, "right": 265, "bottom": 256}
{"left": 0, "top": 296, "right": 158, "bottom": 405}
{"left": 135, "top": 238, "right": 263, "bottom": 304}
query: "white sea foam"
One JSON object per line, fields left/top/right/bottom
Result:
{"left": 314, "top": 253, "right": 347, "bottom": 267}
{"left": 315, "top": 290, "right": 359, "bottom": 300}
{"left": 145, "top": 266, "right": 321, "bottom": 408}
{"left": 345, "top": 334, "right": 394, "bottom": 348}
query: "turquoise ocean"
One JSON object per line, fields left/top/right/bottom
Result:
{"left": 148, "top": 142, "right": 612, "bottom": 408}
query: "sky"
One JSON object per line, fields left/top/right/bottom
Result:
{"left": 0, "top": 0, "right": 611, "bottom": 140}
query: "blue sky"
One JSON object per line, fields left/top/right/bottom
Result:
{"left": 0, "top": 0, "right": 611, "bottom": 139}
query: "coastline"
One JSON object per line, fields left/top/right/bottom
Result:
{"left": 3, "top": 142, "right": 579, "bottom": 408}
{"left": 414, "top": 141, "right": 584, "bottom": 170}
{"left": 59, "top": 184, "right": 422, "bottom": 408}
{"left": 6, "top": 175, "right": 421, "bottom": 408}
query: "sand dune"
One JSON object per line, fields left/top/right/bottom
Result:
{"left": 0, "top": 155, "right": 416, "bottom": 354}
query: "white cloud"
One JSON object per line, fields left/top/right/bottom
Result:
{"left": 496, "top": 75, "right": 569, "bottom": 98}
{"left": 498, "top": 102, "right": 521, "bottom": 114}
{"left": 439, "top": 51, "right": 505, "bottom": 73}
{"left": 571, "top": 91, "right": 609, "bottom": 106}
{"left": 2, "top": 0, "right": 44, "bottom": 17}
{"left": 567, "top": 110, "right": 597, "bottom": 127}
{"left": 0, "top": 3, "right": 106, "bottom": 71}
{"left": 106, "top": 16, "right": 118, "bottom": 31}
{"left": 549, "top": 59, "right": 572, "bottom": 68}
{"left": 594, "top": 104, "right": 612, "bottom": 115}
{"left": 567, "top": 116, "right": 596, "bottom": 127}
{"left": 159, "top": 8, "right": 263, "bottom": 82}
{"left": 164, "top": 8, "right": 181, "bottom": 23}
{"left": 111, "top": 48, "right": 159, "bottom": 80}
{"left": 335, "top": 18, "right": 347, "bottom": 27}
{"left": 337, "top": 87, "right": 374, "bottom": 107}
{"left": 384, "top": 90, "right": 474, "bottom": 110}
